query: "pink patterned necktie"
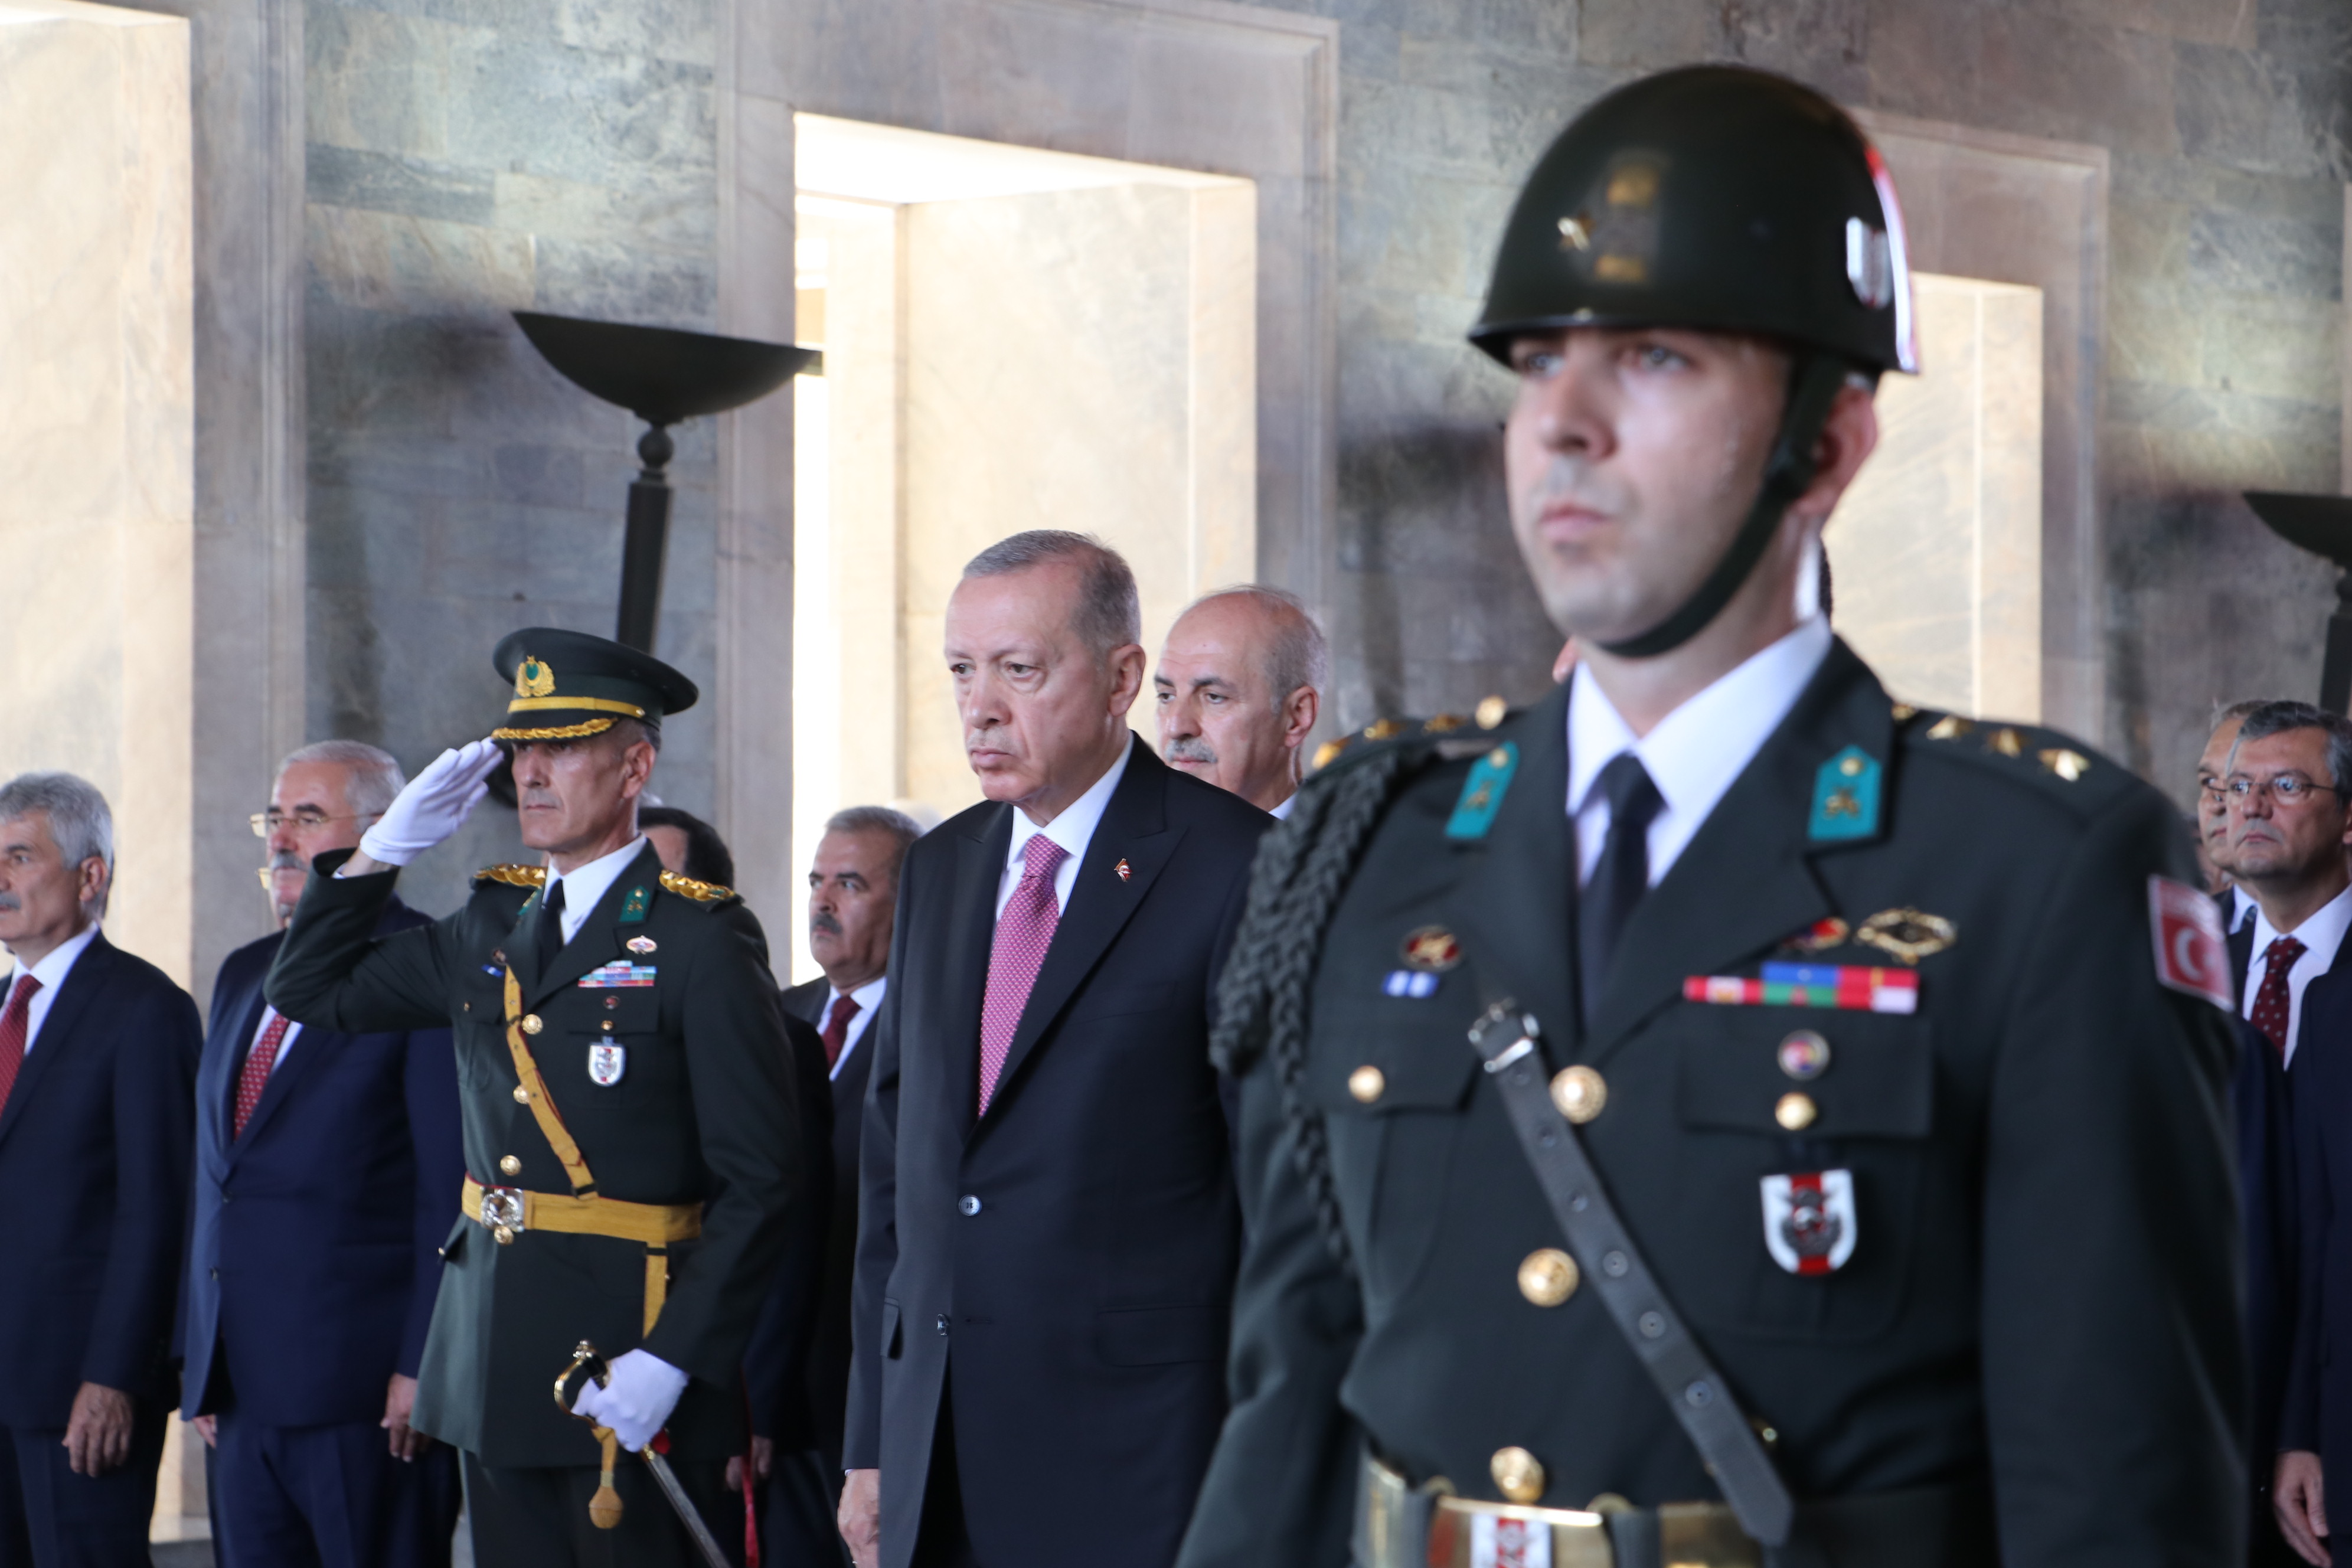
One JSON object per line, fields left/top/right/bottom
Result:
{"left": 978, "top": 835, "right": 1067, "bottom": 1115}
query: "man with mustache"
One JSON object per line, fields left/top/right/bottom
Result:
{"left": 1180, "top": 66, "right": 2242, "bottom": 1567}
{"left": 839, "top": 531, "right": 1272, "bottom": 1568}
{"left": 182, "top": 741, "right": 465, "bottom": 1568}
{"left": 1154, "top": 587, "right": 1326, "bottom": 819}
{"left": 267, "top": 629, "right": 799, "bottom": 1567}
{"left": 741, "top": 806, "right": 919, "bottom": 1564}
{"left": 2201, "top": 700, "right": 2268, "bottom": 916}
{"left": 0, "top": 772, "right": 201, "bottom": 1568}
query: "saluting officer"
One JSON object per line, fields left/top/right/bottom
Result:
{"left": 1178, "top": 66, "right": 2244, "bottom": 1568}
{"left": 268, "top": 629, "right": 799, "bottom": 1567}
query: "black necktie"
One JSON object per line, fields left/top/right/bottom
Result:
{"left": 1579, "top": 752, "right": 1664, "bottom": 1023}
{"left": 535, "top": 879, "right": 567, "bottom": 959}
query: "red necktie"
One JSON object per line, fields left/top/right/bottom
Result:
{"left": 821, "top": 992, "right": 861, "bottom": 1070}
{"left": 2250, "top": 935, "right": 2307, "bottom": 1060}
{"left": 0, "top": 975, "right": 41, "bottom": 1116}
{"left": 233, "top": 1011, "right": 294, "bottom": 1138}
{"left": 978, "top": 836, "right": 1066, "bottom": 1116}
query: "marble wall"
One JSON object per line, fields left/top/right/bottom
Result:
{"left": 0, "top": 3, "right": 195, "bottom": 979}
{"left": 302, "top": 0, "right": 727, "bottom": 917}
{"left": 276, "top": 0, "right": 2350, "bottom": 909}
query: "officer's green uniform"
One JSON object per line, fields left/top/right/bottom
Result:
{"left": 1176, "top": 67, "right": 2243, "bottom": 1568}
{"left": 267, "top": 630, "right": 798, "bottom": 1567}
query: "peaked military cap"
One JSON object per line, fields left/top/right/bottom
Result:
{"left": 489, "top": 627, "right": 698, "bottom": 743}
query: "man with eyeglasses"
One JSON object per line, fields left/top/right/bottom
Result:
{"left": 182, "top": 740, "right": 465, "bottom": 1568}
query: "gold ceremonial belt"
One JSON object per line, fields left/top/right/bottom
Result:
{"left": 1361, "top": 1456, "right": 1759, "bottom": 1568}
{"left": 461, "top": 1176, "right": 702, "bottom": 1248}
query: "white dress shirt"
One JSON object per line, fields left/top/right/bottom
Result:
{"left": 824, "top": 975, "right": 889, "bottom": 1080}
{"left": 996, "top": 741, "right": 1133, "bottom": 920}
{"left": 1269, "top": 791, "right": 1297, "bottom": 821}
{"left": 6, "top": 920, "right": 103, "bottom": 1058}
{"left": 543, "top": 835, "right": 651, "bottom": 945}
{"left": 1566, "top": 617, "right": 1834, "bottom": 885}
{"left": 2243, "top": 883, "right": 2352, "bottom": 1066}
{"left": 2230, "top": 886, "right": 2256, "bottom": 935}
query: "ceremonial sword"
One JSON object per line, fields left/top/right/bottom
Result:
{"left": 556, "top": 1340, "right": 733, "bottom": 1568}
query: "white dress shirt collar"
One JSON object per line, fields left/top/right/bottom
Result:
{"left": 827, "top": 974, "right": 889, "bottom": 1080}
{"left": 1566, "top": 616, "right": 1834, "bottom": 885}
{"left": 544, "top": 835, "right": 651, "bottom": 945}
{"left": 1268, "top": 790, "right": 1297, "bottom": 821}
{"left": 2230, "top": 884, "right": 2257, "bottom": 933}
{"left": 6, "top": 919, "right": 103, "bottom": 1057}
{"left": 998, "top": 737, "right": 1134, "bottom": 918}
{"left": 2245, "top": 882, "right": 2352, "bottom": 1066}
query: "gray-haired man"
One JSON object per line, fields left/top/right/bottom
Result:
{"left": 181, "top": 741, "right": 466, "bottom": 1568}
{"left": 0, "top": 772, "right": 201, "bottom": 1568}
{"left": 1154, "top": 586, "right": 1326, "bottom": 818}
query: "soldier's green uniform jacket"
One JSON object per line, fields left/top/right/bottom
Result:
{"left": 265, "top": 841, "right": 798, "bottom": 1466}
{"left": 1179, "top": 639, "right": 2245, "bottom": 1566}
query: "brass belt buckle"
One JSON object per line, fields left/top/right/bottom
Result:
{"left": 481, "top": 1185, "right": 526, "bottom": 1244}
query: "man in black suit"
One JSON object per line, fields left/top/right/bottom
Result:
{"left": 2243, "top": 704, "right": 2352, "bottom": 1563}
{"left": 838, "top": 532, "right": 1271, "bottom": 1568}
{"left": 749, "top": 805, "right": 919, "bottom": 1565}
{"left": 0, "top": 772, "right": 201, "bottom": 1568}
{"left": 182, "top": 741, "right": 465, "bottom": 1568}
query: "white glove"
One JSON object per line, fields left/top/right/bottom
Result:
{"left": 355, "top": 740, "right": 503, "bottom": 867}
{"left": 569, "top": 1349, "right": 688, "bottom": 1452}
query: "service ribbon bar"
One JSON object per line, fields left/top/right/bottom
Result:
{"left": 1682, "top": 963, "right": 1919, "bottom": 1014}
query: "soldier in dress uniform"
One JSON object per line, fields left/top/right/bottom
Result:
{"left": 1175, "top": 66, "right": 2245, "bottom": 1568}
{"left": 267, "top": 628, "right": 799, "bottom": 1568}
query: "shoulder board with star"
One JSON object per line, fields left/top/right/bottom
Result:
{"left": 472, "top": 863, "right": 547, "bottom": 891}
{"left": 1308, "top": 693, "right": 1523, "bottom": 778}
{"left": 1891, "top": 703, "right": 2124, "bottom": 803}
{"left": 657, "top": 869, "right": 739, "bottom": 905}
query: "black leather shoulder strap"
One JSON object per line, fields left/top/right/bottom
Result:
{"left": 1467, "top": 1000, "right": 1794, "bottom": 1546}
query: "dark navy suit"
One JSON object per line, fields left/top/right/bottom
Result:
{"left": 182, "top": 902, "right": 464, "bottom": 1568}
{"left": 744, "top": 979, "right": 857, "bottom": 1564}
{"left": 2230, "top": 912, "right": 2307, "bottom": 1566}
{"left": 0, "top": 931, "right": 200, "bottom": 1568}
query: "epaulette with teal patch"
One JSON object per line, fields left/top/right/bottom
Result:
{"left": 473, "top": 863, "right": 547, "bottom": 890}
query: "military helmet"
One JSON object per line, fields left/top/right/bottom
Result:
{"left": 1470, "top": 65, "right": 1916, "bottom": 377}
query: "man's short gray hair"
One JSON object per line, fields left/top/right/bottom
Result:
{"left": 962, "top": 531, "right": 1141, "bottom": 655}
{"left": 279, "top": 740, "right": 406, "bottom": 819}
{"left": 1188, "top": 584, "right": 1328, "bottom": 701}
{"left": 2233, "top": 700, "right": 2352, "bottom": 793}
{"left": 0, "top": 773, "right": 113, "bottom": 875}
{"left": 824, "top": 805, "right": 924, "bottom": 886}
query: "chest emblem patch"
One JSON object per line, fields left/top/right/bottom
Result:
{"left": 625, "top": 935, "right": 657, "bottom": 955}
{"left": 2148, "top": 875, "right": 2232, "bottom": 1010}
{"left": 587, "top": 1042, "right": 626, "bottom": 1086}
{"left": 579, "top": 962, "right": 656, "bottom": 989}
{"left": 1399, "top": 925, "right": 1462, "bottom": 972}
{"left": 1761, "top": 1170, "right": 1856, "bottom": 1275}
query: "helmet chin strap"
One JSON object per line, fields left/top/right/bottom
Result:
{"left": 1597, "top": 352, "right": 1850, "bottom": 660}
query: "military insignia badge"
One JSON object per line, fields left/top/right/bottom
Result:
{"left": 1445, "top": 743, "right": 1519, "bottom": 840}
{"left": 625, "top": 935, "right": 656, "bottom": 955}
{"left": 2149, "top": 875, "right": 2232, "bottom": 1010}
{"left": 1783, "top": 916, "right": 1850, "bottom": 954}
{"left": 587, "top": 1042, "right": 626, "bottom": 1086}
{"left": 579, "top": 961, "right": 655, "bottom": 989}
{"left": 1855, "top": 907, "right": 1956, "bottom": 964}
{"left": 515, "top": 656, "right": 556, "bottom": 698}
{"left": 1381, "top": 969, "right": 1439, "bottom": 999}
{"left": 1760, "top": 1170, "right": 1856, "bottom": 1275}
{"left": 1808, "top": 746, "right": 1882, "bottom": 841}
{"left": 1399, "top": 925, "right": 1462, "bottom": 972}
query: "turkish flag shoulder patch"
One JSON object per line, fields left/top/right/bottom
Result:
{"left": 2149, "top": 876, "right": 2233, "bottom": 1011}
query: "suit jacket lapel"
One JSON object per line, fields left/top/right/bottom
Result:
{"left": 946, "top": 808, "right": 1010, "bottom": 1141}
{"left": 981, "top": 739, "right": 1179, "bottom": 1128}
{"left": 230, "top": 1001, "right": 335, "bottom": 1157}
{"left": 525, "top": 845, "right": 662, "bottom": 1008}
{"left": 0, "top": 933, "right": 112, "bottom": 1154}
{"left": 1445, "top": 682, "right": 1582, "bottom": 1048}
{"left": 1586, "top": 639, "right": 1890, "bottom": 1066}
